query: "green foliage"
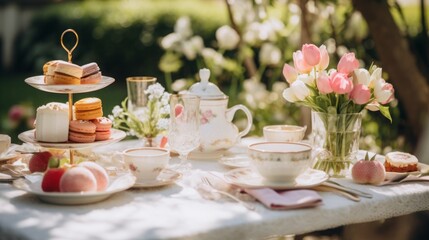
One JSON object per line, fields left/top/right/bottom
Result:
{"left": 15, "top": 0, "right": 227, "bottom": 83}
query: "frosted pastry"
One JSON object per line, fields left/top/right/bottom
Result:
{"left": 35, "top": 102, "right": 69, "bottom": 142}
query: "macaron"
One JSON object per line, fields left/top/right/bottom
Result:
{"left": 81, "top": 62, "right": 102, "bottom": 84}
{"left": 92, "top": 117, "right": 112, "bottom": 131}
{"left": 74, "top": 98, "right": 103, "bottom": 120}
{"left": 68, "top": 120, "right": 96, "bottom": 143}
{"left": 92, "top": 117, "right": 112, "bottom": 141}
{"left": 95, "top": 130, "right": 111, "bottom": 141}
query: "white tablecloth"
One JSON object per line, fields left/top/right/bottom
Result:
{"left": 1, "top": 138, "right": 429, "bottom": 240}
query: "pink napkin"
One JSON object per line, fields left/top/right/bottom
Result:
{"left": 245, "top": 188, "right": 322, "bottom": 210}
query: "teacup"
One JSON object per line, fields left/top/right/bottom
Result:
{"left": 123, "top": 147, "right": 170, "bottom": 182}
{"left": 248, "top": 142, "right": 312, "bottom": 182}
{"left": 263, "top": 125, "right": 306, "bottom": 142}
{"left": 0, "top": 134, "right": 11, "bottom": 157}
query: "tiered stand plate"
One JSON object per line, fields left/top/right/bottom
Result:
{"left": 25, "top": 75, "right": 115, "bottom": 93}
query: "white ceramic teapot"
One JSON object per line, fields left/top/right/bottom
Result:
{"left": 188, "top": 69, "right": 253, "bottom": 158}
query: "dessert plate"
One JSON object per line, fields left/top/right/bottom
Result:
{"left": 25, "top": 75, "right": 115, "bottom": 94}
{"left": 18, "top": 129, "right": 126, "bottom": 149}
{"left": 224, "top": 168, "right": 329, "bottom": 190}
{"left": 132, "top": 169, "right": 182, "bottom": 188}
{"left": 218, "top": 155, "right": 251, "bottom": 168}
{"left": 13, "top": 172, "right": 135, "bottom": 205}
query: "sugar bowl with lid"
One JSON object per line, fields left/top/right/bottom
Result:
{"left": 187, "top": 68, "right": 253, "bottom": 158}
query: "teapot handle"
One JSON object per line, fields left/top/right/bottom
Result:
{"left": 226, "top": 104, "right": 253, "bottom": 138}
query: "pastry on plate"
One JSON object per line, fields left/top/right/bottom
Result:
{"left": 53, "top": 62, "right": 83, "bottom": 85}
{"left": 35, "top": 102, "right": 69, "bottom": 142}
{"left": 81, "top": 62, "right": 102, "bottom": 84}
{"left": 384, "top": 151, "right": 418, "bottom": 172}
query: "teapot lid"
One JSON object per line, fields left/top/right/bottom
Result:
{"left": 188, "top": 68, "right": 225, "bottom": 99}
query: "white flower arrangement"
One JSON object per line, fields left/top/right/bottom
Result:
{"left": 109, "top": 83, "right": 170, "bottom": 139}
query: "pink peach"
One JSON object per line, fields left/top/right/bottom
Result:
{"left": 59, "top": 167, "right": 97, "bottom": 192}
{"left": 79, "top": 161, "right": 109, "bottom": 191}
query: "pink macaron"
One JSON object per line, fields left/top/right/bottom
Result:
{"left": 92, "top": 117, "right": 112, "bottom": 131}
{"left": 95, "top": 130, "right": 111, "bottom": 141}
{"left": 69, "top": 120, "right": 96, "bottom": 143}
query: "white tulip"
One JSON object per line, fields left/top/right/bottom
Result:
{"left": 283, "top": 88, "right": 298, "bottom": 102}
{"left": 296, "top": 73, "right": 315, "bottom": 87}
{"left": 181, "top": 41, "right": 197, "bottom": 60}
{"left": 175, "top": 16, "right": 193, "bottom": 39}
{"left": 291, "top": 80, "right": 310, "bottom": 101}
{"left": 259, "top": 43, "right": 282, "bottom": 66}
{"left": 374, "top": 78, "right": 391, "bottom": 104}
{"left": 190, "top": 36, "right": 204, "bottom": 53}
{"left": 353, "top": 68, "right": 371, "bottom": 86}
{"left": 216, "top": 25, "right": 240, "bottom": 50}
{"left": 369, "top": 67, "right": 382, "bottom": 88}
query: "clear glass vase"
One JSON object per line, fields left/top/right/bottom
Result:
{"left": 311, "top": 111, "right": 362, "bottom": 177}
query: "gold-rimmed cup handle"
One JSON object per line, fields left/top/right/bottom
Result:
{"left": 60, "top": 29, "right": 79, "bottom": 63}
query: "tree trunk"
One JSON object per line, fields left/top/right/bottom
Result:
{"left": 352, "top": 0, "right": 429, "bottom": 143}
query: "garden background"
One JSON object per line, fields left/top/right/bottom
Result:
{"left": 0, "top": 0, "right": 428, "bottom": 157}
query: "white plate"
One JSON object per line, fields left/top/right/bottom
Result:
{"left": 132, "top": 169, "right": 182, "bottom": 188}
{"left": 218, "top": 155, "right": 251, "bottom": 168}
{"left": 224, "top": 168, "right": 329, "bottom": 190}
{"left": 385, "top": 163, "right": 429, "bottom": 179}
{"left": 18, "top": 129, "right": 126, "bottom": 149}
{"left": 25, "top": 75, "right": 115, "bottom": 94}
{"left": 13, "top": 172, "right": 135, "bottom": 205}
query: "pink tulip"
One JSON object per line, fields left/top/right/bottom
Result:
{"left": 316, "top": 71, "right": 333, "bottom": 94}
{"left": 380, "top": 83, "right": 395, "bottom": 104}
{"left": 330, "top": 72, "right": 354, "bottom": 94}
{"left": 350, "top": 84, "right": 371, "bottom": 104}
{"left": 302, "top": 44, "right": 320, "bottom": 66}
{"left": 282, "top": 63, "right": 298, "bottom": 84}
{"left": 293, "top": 50, "right": 313, "bottom": 73}
{"left": 318, "top": 45, "right": 329, "bottom": 70}
{"left": 337, "top": 53, "right": 359, "bottom": 75}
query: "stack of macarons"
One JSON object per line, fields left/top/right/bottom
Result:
{"left": 68, "top": 98, "right": 112, "bottom": 143}
{"left": 74, "top": 97, "right": 103, "bottom": 120}
{"left": 68, "top": 117, "right": 112, "bottom": 143}
{"left": 43, "top": 60, "right": 102, "bottom": 85}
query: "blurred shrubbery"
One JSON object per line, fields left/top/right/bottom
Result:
{"left": 5, "top": 0, "right": 420, "bottom": 153}
{"left": 14, "top": 0, "right": 227, "bottom": 82}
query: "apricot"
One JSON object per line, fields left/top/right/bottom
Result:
{"left": 79, "top": 161, "right": 109, "bottom": 191}
{"left": 59, "top": 167, "right": 97, "bottom": 192}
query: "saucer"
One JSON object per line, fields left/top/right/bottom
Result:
{"left": 224, "top": 168, "right": 329, "bottom": 190}
{"left": 132, "top": 169, "right": 182, "bottom": 188}
{"left": 218, "top": 155, "right": 250, "bottom": 168}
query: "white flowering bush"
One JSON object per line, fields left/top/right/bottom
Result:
{"left": 109, "top": 83, "right": 170, "bottom": 139}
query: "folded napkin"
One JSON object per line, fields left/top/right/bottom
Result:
{"left": 195, "top": 171, "right": 322, "bottom": 210}
{"left": 245, "top": 188, "right": 322, "bottom": 210}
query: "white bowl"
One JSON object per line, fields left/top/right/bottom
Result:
{"left": 248, "top": 142, "right": 312, "bottom": 182}
{"left": 263, "top": 125, "right": 306, "bottom": 142}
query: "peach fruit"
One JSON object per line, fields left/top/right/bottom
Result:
{"left": 59, "top": 167, "right": 97, "bottom": 192}
{"left": 78, "top": 161, "right": 109, "bottom": 191}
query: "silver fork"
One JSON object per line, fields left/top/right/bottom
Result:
{"left": 201, "top": 177, "right": 255, "bottom": 211}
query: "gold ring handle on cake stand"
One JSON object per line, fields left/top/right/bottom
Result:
{"left": 60, "top": 29, "right": 79, "bottom": 164}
